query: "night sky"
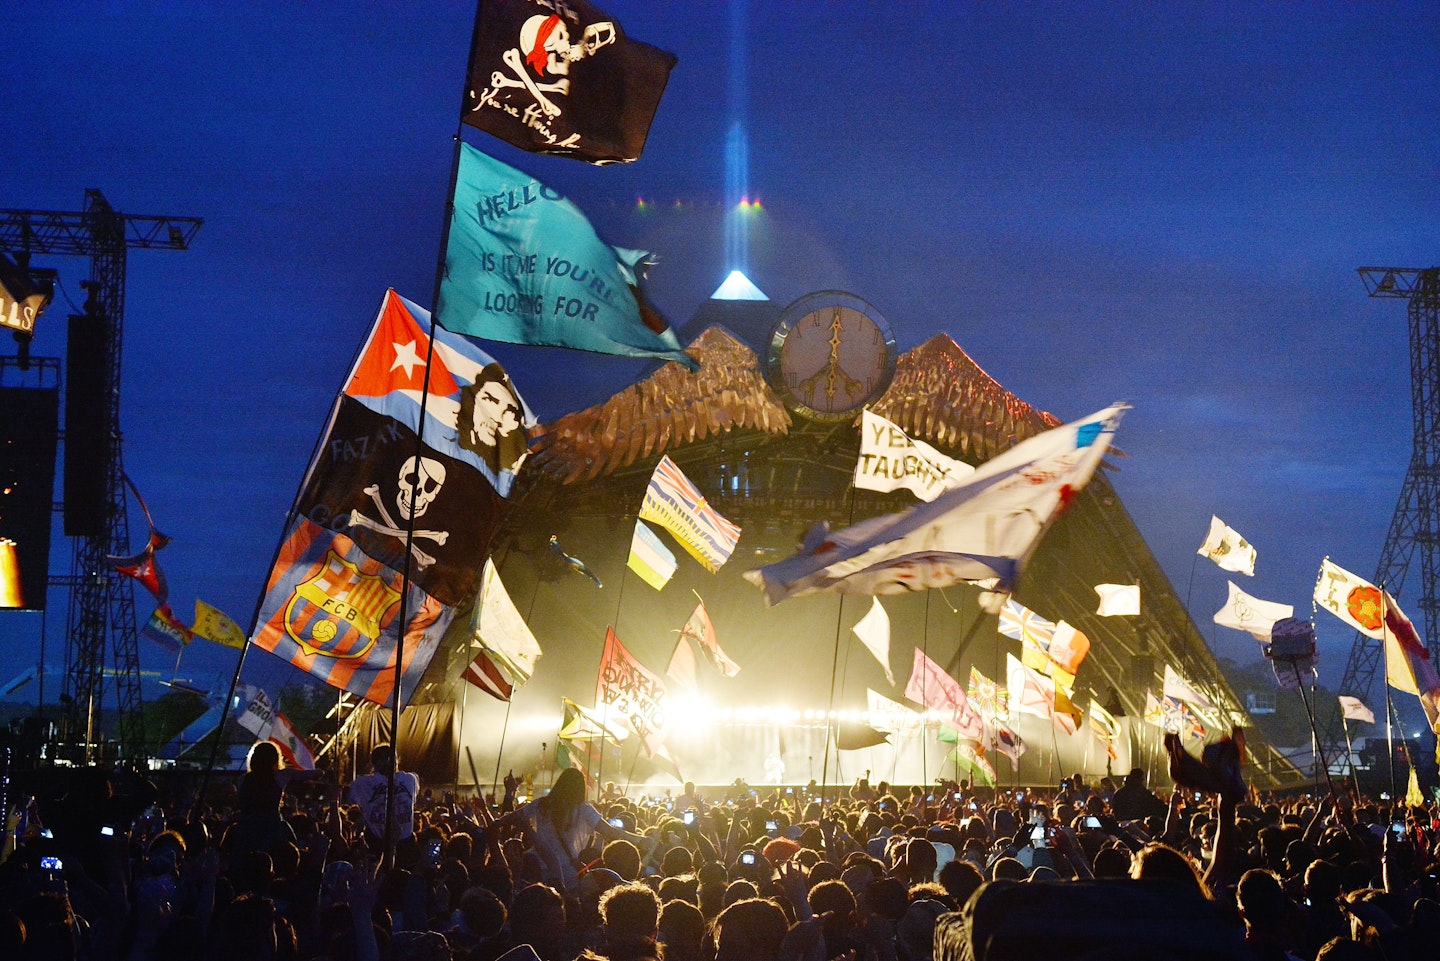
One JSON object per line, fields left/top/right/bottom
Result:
{"left": 3, "top": 2, "right": 1438, "bottom": 720}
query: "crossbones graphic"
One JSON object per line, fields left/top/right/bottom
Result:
{"left": 346, "top": 456, "right": 449, "bottom": 569}
{"left": 490, "top": 15, "right": 617, "bottom": 117}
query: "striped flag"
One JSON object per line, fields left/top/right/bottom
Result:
{"left": 462, "top": 648, "right": 514, "bottom": 701}
{"left": 627, "top": 521, "right": 677, "bottom": 590}
{"left": 141, "top": 605, "right": 192, "bottom": 653}
{"left": 1088, "top": 699, "right": 1119, "bottom": 759}
{"left": 947, "top": 742, "right": 997, "bottom": 787}
{"left": 639, "top": 456, "right": 741, "bottom": 572}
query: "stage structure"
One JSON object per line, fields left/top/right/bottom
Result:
{"left": 1328, "top": 268, "right": 1440, "bottom": 769}
{"left": 0, "top": 192, "right": 201, "bottom": 762}
{"left": 346, "top": 277, "right": 1300, "bottom": 793}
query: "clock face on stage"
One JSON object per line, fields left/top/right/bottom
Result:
{"left": 764, "top": 291, "right": 897, "bottom": 421}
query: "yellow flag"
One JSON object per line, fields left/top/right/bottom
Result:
{"left": 1406, "top": 766, "right": 1425, "bottom": 808}
{"left": 192, "top": 599, "right": 247, "bottom": 649}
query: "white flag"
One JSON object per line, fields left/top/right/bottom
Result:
{"left": 852, "top": 598, "right": 895, "bottom": 685}
{"left": 1197, "top": 515, "right": 1256, "bottom": 576}
{"left": 1313, "top": 559, "right": 1385, "bottom": 639}
{"left": 1162, "top": 664, "right": 1216, "bottom": 712}
{"left": 1094, "top": 583, "right": 1141, "bottom": 617}
{"left": 234, "top": 683, "right": 275, "bottom": 740}
{"left": 1338, "top": 695, "right": 1375, "bottom": 725}
{"left": 746, "top": 404, "right": 1128, "bottom": 605}
{"left": 854, "top": 409, "right": 975, "bottom": 501}
{"left": 867, "top": 688, "right": 925, "bottom": 735}
{"left": 1213, "top": 581, "right": 1293, "bottom": 640}
{"left": 472, "top": 559, "right": 542, "bottom": 688}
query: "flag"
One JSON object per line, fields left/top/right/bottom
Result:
{"left": 234, "top": 683, "right": 276, "bottom": 740}
{"left": 1338, "top": 696, "right": 1375, "bottom": 725}
{"left": 867, "top": 688, "right": 925, "bottom": 735}
{"left": 1142, "top": 690, "right": 1165, "bottom": 728}
{"left": 966, "top": 667, "right": 1005, "bottom": 720}
{"left": 470, "top": 559, "right": 543, "bottom": 688}
{"left": 640, "top": 456, "right": 741, "bottom": 573}
{"left": 627, "top": 521, "right": 676, "bottom": 590}
{"left": 1160, "top": 695, "right": 1206, "bottom": 742}
{"left": 1378, "top": 592, "right": 1440, "bottom": 738}
{"left": 344, "top": 289, "right": 535, "bottom": 498}
{"left": 141, "top": 604, "right": 192, "bottom": 653}
{"left": 462, "top": 648, "right": 514, "bottom": 701}
{"left": 1268, "top": 617, "right": 1319, "bottom": 690}
{"left": 1314, "top": 559, "right": 1387, "bottom": 638}
{"left": 984, "top": 717, "right": 1027, "bottom": 770}
{"left": 853, "top": 409, "right": 974, "bottom": 501}
{"left": 999, "top": 598, "right": 1054, "bottom": 649}
{"left": 1047, "top": 622, "right": 1090, "bottom": 683}
{"left": 556, "top": 737, "right": 594, "bottom": 786}
{"left": 192, "top": 599, "right": 247, "bottom": 649}
{"left": 1006, "top": 653, "right": 1056, "bottom": 721}
{"left": 1053, "top": 686, "right": 1083, "bottom": 736}
{"left": 437, "top": 145, "right": 695, "bottom": 369}
{"left": 595, "top": 627, "right": 669, "bottom": 756}
{"left": 837, "top": 721, "right": 890, "bottom": 751}
{"left": 1163, "top": 664, "right": 1216, "bottom": 712}
{"left": 1089, "top": 699, "right": 1119, "bottom": 759}
{"left": 106, "top": 531, "right": 168, "bottom": 605}
{"left": 852, "top": 598, "right": 895, "bottom": 686}
{"left": 557, "top": 697, "right": 628, "bottom": 742}
{"left": 746, "top": 405, "right": 1127, "bottom": 605}
{"left": 905, "top": 648, "right": 983, "bottom": 740}
{"left": 251, "top": 518, "right": 454, "bottom": 707}
{"left": 270, "top": 712, "right": 316, "bottom": 770}
{"left": 1094, "top": 583, "right": 1141, "bottom": 617}
{"left": 947, "top": 743, "right": 996, "bottom": 787}
{"left": 1407, "top": 767, "right": 1425, "bottom": 807}
{"left": 1197, "top": 515, "right": 1256, "bottom": 576}
{"left": 666, "top": 637, "right": 697, "bottom": 690}
{"left": 678, "top": 600, "right": 740, "bottom": 676}
{"left": 461, "top": 0, "right": 676, "bottom": 164}
{"left": 1213, "top": 581, "right": 1293, "bottom": 641}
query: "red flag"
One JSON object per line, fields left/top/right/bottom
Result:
{"left": 106, "top": 534, "right": 168, "bottom": 605}
{"left": 596, "top": 627, "right": 669, "bottom": 756}
{"left": 678, "top": 600, "right": 740, "bottom": 676}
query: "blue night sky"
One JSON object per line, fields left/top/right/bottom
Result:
{"left": 3, "top": 2, "right": 1438, "bottom": 711}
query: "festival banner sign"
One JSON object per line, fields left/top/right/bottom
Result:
{"left": 853, "top": 409, "right": 974, "bottom": 502}
{"left": 595, "top": 627, "right": 669, "bottom": 756}
{"left": 904, "top": 648, "right": 983, "bottom": 740}
{"left": 437, "top": 145, "right": 695, "bottom": 369}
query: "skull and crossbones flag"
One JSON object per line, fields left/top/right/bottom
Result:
{"left": 463, "top": 0, "right": 676, "bottom": 164}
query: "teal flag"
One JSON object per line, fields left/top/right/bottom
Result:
{"left": 437, "top": 145, "right": 697, "bottom": 370}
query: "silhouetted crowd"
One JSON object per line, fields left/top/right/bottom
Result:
{"left": 3, "top": 742, "right": 1439, "bottom": 961}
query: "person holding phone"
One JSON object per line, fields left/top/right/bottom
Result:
{"left": 485, "top": 767, "right": 649, "bottom": 893}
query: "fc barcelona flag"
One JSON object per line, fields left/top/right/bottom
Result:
{"left": 462, "top": 0, "right": 676, "bottom": 164}
{"left": 251, "top": 517, "right": 454, "bottom": 707}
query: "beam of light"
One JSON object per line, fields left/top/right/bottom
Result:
{"left": 723, "top": 0, "right": 750, "bottom": 275}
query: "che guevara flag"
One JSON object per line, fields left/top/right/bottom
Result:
{"left": 344, "top": 289, "right": 535, "bottom": 497}
{"left": 462, "top": 0, "right": 676, "bottom": 164}
{"left": 436, "top": 146, "right": 696, "bottom": 370}
{"left": 251, "top": 517, "right": 454, "bottom": 707}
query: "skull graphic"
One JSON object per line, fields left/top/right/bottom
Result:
{"left": 521, "top": 14, "right": 573, "bottom": 77}
{"left": 396, "top": 456, "right": 446, "bottom": 521}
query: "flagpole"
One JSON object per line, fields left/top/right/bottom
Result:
{"left": 1381, "top": 587, "right": 1398, "bottom": 801}
{"left": 1341, "top": 713, "right": 1357, "bottom": 784}
{"left": 370, "top": 0, "right": 491, "bottom": 871}
{"left": 820, "top": 594, "right": 846, "bottom": 800}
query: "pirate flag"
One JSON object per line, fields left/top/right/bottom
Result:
{"left": 462, "top": 0, "right": 676, "bottom": 164}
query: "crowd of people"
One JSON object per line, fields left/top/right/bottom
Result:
{"left": 2, "top": 738, "right": 1439, "bottom": 961}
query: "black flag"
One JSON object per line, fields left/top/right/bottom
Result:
{"left": 462, "top": 0, "right": 676, "bottom": 164}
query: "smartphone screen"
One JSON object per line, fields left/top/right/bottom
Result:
{"left": 765, "top": 820, "right": 778, "bottom": 831}
{"left": 683, "top": 811, "right": 696, "bottom": 825}
{"left": 609, "top": 817, "right": 624, "bottom": 828}
{"left": 1084, "top": 816, "right": 1102, "bottom": 828}
{"left": 740, "top": 851, "right": 756, "bottom": 864}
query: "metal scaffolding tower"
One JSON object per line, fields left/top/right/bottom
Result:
{"left": 0, "top": 190, "right": 201, "bottom": 763}
{"left": 1330, "top": 267, "right": 1440, "bottom": 764}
